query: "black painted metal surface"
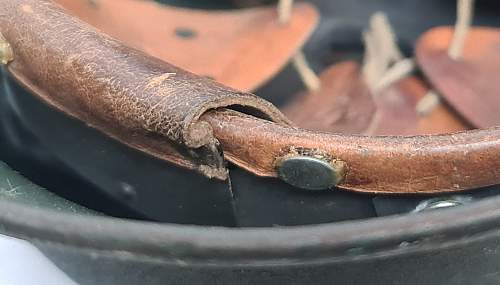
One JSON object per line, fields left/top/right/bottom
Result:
{"left": 1, "top": 195, "right": 500, "bottom": 284}
{"left": 0, "top": 71, "right": 378, "bottom": 227}
{"left": 0, "top": 70, "right": 236, "bottom": 226}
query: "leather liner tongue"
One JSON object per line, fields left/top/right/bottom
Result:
{"left": 416, "top": 27, "right": 500, "bottom": 128}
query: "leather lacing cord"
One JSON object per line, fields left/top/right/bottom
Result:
{"left": 360, "top": 12, "right": 417, "bottom": 134}
{"left": 367, "top": 0, "right": 475, "bottom": 91}
{"left": 277, "top": 1, "right": 444, "bottom": 125}
{"left": 449, "top": 0, "right": 475, "bottom": 60}
{"left": 361, "top": 0, "right": 475, "bottom": 118}
{"left": 275, "top": 3, "right": 445, "bottom": 133}
{"left": 362, "top": 13, "right": 414, "bottom": 94}
{"left": 278, "top": 0, "right": 321, "bottom": 92}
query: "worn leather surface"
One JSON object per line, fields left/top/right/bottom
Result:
{"left": 0, "top": 0, "right": 289, "bottom": 180}
{"left": 203, "top": 109, "right": 500, "bottom": 193}
{"left": 3, "top": 0, "right": 500, "bottom": 194}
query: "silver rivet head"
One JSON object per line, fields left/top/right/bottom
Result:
{"left": 412, "top": 196, "right": 473, "bottom": 213}
{"left": 0, "top": 33, "right": 13, "bottom": 65}
{"left": 277, "top": 156, "right": 346, "bottom": 190}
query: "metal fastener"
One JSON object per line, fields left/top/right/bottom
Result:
{"left": 412, "top": 196, "right": 473, "bottom": 213}
{"left": 174, "top": 27, "right": 197, "bottom": 39}
{"left": 0, "top": 33, "right": 13, "bottom": 65}
{"left": 277, "top": 155, "right": 346, "bottom": 190}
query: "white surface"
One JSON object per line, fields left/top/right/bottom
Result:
{"left": 0, "top": 234, "right": 77, "bottom": 285}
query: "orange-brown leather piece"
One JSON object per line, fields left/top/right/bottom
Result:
{"left": 203, "top": 109, "right": 500, "bottom": 194}
{"left": 0, "top": 0, "right": 289, "bottom": 179}
{"left": 374, "top": 73, "right": 468, "bottom": 136}
{"left": 283, "top": 61, "right": 467, "bottom": 136}
{"left": 55, "top": 0, "right": 319, "bottom": 92}
{"left": 283, "top": 62, "right": 377, "bottom": 134}
{"left": 416, "top": 27, "right": 500, "bottom": 128}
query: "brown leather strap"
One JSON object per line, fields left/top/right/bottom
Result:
{"left": 0, "top": 0, "right": 289, "bottom": 180}
{"left": 202, "top": 110, "right": 500, "bottom": 194}
{"left": 3, "top": 0, "right": 500, "bottom": 194}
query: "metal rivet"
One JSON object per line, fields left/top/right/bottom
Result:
{"left": 277, "top": 156, "right": 346, "bottom": 190}
{"left": 174, "top": 27, "right": 197, "bottom": 39}
{"left": 0, "top": 33, "right": 13, "bottom": 65}
{"left": 412, "top": 196, "right": 473, "bottom": 213}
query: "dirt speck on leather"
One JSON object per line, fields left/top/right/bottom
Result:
{"left": 145, "top": 73, "right": 177, "bottom": 90}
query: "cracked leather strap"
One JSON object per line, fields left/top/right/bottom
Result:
{"left": 3, "top": 0, "right": 500, "bottom": 194}
{"left": 0, "top": 0, "right": 289, "bottom": 180}
{"left": 202, "top": 110, "right": 500, "bottom": 194}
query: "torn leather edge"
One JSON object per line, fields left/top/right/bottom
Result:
{"left": 1, "top": 0, "right": 291, "bottom": 181}
{"left": 179, "top": 97, "right": 291, "bottom": 179}
{"left": 7, "top": 67, "right": 290, "bottom": 181}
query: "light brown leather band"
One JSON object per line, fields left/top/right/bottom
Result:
{"left": 203, "top": 110, "right": 500, "bottom": 194}
{"left": 3, "top": 0, "right": 500, "bottom": 194}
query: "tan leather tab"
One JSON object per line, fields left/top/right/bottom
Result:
{"left": 374, "top": 74, "right": 468, "bottom": 136}
{"left": 283, "top": 61, "right": 467, "bottom": 136}
{"left": 55, "top": 0, "right": 319, "bottom": 92}
{"left": 0, "top": 0, "right": 289, "bottom": 179}
{"left": 417, "top": 27, "right": 500, "bottom": 128}
{"left": 283, "top": 61, "right": 377, "bottom": 134}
